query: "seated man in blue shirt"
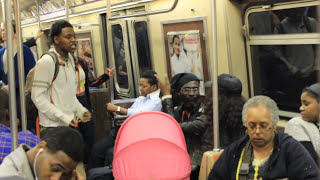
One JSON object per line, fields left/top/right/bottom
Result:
{"left": 106, "top": 70, "right": 162, "bottom": 115}
{"left": 91, "top": 70, "right": 162, "bottom": 169}
{"left": 0, "top": 89, "right": 40, "bottom": 164}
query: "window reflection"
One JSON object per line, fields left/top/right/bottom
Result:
{"left": 134, "top": 21, "right": 152, "bottom": 77}
{"left": 249, "top": 6, "right": 319, "bottom": 35}
{"left": 251, "top": 44, "right": 318, "bottom": 112}
{"left": 112, "top": 24, "right": 128, "bottom": 90}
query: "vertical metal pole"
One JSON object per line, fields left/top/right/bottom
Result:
{"left": 318, "top": 6, "right": 320, "bottom": 92}
{"left": 36, "top": 0, "right": 40, "bottom": 27}
{"left": 65, "top": 0, "right": 69, "bottom": 21}
{"left": 5, "top": 0, "right": 18, "bottom": 150}
{"left": 1, "top": 0, "right": 5, "bottom": 23}
{"left": 13, "top": 0, "right": 27, "bottom": 131}
{"left": 211, "top": 0, "right": 219, "bottom": 149}
{"left": 106, "top": 0, "right": 113, "bottom": 77}
{"left": 222, "top": 0, "right": 232, "bottom": 75}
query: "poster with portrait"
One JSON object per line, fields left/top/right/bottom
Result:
{"left": 167, "top": 30, "right": 205, "bottom": 95}
{"left": 76, "top": 38, "right": 96, "bottom": 80}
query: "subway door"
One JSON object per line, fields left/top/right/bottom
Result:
{"left": 111, "top": 21, "right": 135, "bottom": 99}
{"left": 127, "top": 18, "right": 153, "bottom": 97}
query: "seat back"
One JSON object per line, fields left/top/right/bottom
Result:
{"left": 198, "top": 150, "right": 223, "bottom": 180}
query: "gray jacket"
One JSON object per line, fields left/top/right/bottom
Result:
{"left": 0, "top": 144, "right": 35, "bottom": 180}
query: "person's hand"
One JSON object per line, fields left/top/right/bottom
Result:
{"left": 2, "top": 85, "right": 8, "bottom": 93}
{"left": 156, "top": 74, "right": 171, "bottom": 96}
{"left": 80, "top": 112, "right": 91, "bottom": 122}
{"left": 105, "top": 68, "right": 115, "bottom": 77}
{"left": 106, "top": 102, "right": 117, "bottom": 112}
{"left": 34, "top": 28, "right": 44, "bottom": 40}
{"left": 69, "top": 119, "right": 80, "bottom": 127}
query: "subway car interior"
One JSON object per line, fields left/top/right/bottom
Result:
{"left": 0, "top": 0, "right": 319, "bottom": 179}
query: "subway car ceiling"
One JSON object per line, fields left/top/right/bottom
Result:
{"left": 2, "top": 0, "right": 320, "bottom": 120}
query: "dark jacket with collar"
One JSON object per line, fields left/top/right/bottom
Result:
{"left": 208, "top": 132, "right": 319, "bottom": 180}
{"left": 162, "top": 98, "right": 213, "bottom": 166}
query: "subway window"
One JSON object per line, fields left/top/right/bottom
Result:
{"left": 249, "top": 6, "right": 318, "bottom": 35}
{"left": 245, "top": 1, "right": 320, "bottom": 116}
{"left": 112, "top": 24, "right": 129, "bottom": 92}
{"left": 134, "top": 21, "right": 152, "bottom": 77}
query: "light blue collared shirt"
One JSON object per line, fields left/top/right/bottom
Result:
{"left": 127, "top": 89, "right": 162, "bottom": 116}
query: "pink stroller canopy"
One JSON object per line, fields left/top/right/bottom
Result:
{"left": 113, "top": 111, "right": 191, "bottom": 180}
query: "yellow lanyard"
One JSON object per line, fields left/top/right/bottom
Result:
{"left": 236, "top": 147, "right": 260, "bottom": 180}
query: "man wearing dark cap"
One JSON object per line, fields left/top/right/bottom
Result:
{"left": 158, "top": 73, "right": 211, "bottom": 179}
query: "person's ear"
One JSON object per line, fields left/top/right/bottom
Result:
{"left": 53, "top": 36, "right": 59, "bottom": 44}
{"left": 152, "top": 84, "right": 157, "bottom": 91}
{"left": 37, "top": 141, "right": 47, "bottom": 150}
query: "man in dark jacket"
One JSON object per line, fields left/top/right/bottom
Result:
{"left": 208, "top": 95, "right": 318, "bottom": 180}
{"left": 158, "top": 73, "right": 213, "bottom": 179}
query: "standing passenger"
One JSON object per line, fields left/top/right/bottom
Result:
{"left": 0, "top": 20, "right": 36, "bottom": 119}
{"left": 31, "top": 20, "right": 91, "bottom": 137}
{"left": 75, "top": 56, "right": 114, "bottom": 163}
{"left": 285, "top": 83, "right": 320, "bottom": 165}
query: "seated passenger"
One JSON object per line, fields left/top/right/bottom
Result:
{"left": 208, "top": 96, "right": 318, "bottom": 180}
{"left": 90, "top": 70, "right": 161, "bottom": 169}
{"left": 158, "top": 73, "right": 212, "bottom": 179}
{"left": 285, "top": 83, "right": 320, "bottom": 165}
{"left": 106, "top": 70, "right": 162, "bottom": 116}
{"left": 0, "top": 89, "right": 40, "bottom": 164}
{"left": 217, "top": 74, "right": 246, "bottom": 148}
{"left": 0, "top": 126, "right": 85, "bottom": 180}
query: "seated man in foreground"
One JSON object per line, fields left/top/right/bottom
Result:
{"left": 0, "top": 126, "right": 85, "bottom": 180}
{"left": 208, "top": 95, "right": 318, "bottom": 180}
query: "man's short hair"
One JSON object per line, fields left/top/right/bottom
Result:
{"left": 141, "top": 70, "right": 158, "bottom": 86}
{"left": 42, "top": 126, "right": 84, "bottom": 162}
{"left": 242, "top": 95, "right": 279, "bottom": 126}
{"left": 50, "top": 20, "right": 73, "bottom": 44}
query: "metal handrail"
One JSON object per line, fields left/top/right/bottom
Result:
{"left": 14, "top": 0, "right": 27, "bottom": 131}
{"left": 108, "top": 0, "right": 179, "bottom": 20}
{"left": 5, "top": 0, "right": 18, "bottom": 150}
{"left": 211, "top": 0, "right": 219, "bottom": 149}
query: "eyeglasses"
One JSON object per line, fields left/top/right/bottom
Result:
{"left": 247, "top": 123, "right": 272, "bottom": 132}
{"left": 181, "top": 87, "right": 199, "bottom": 92}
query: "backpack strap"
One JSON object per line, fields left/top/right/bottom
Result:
{"left": 40, "top": 51, "right": 60, "bottom": 82}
